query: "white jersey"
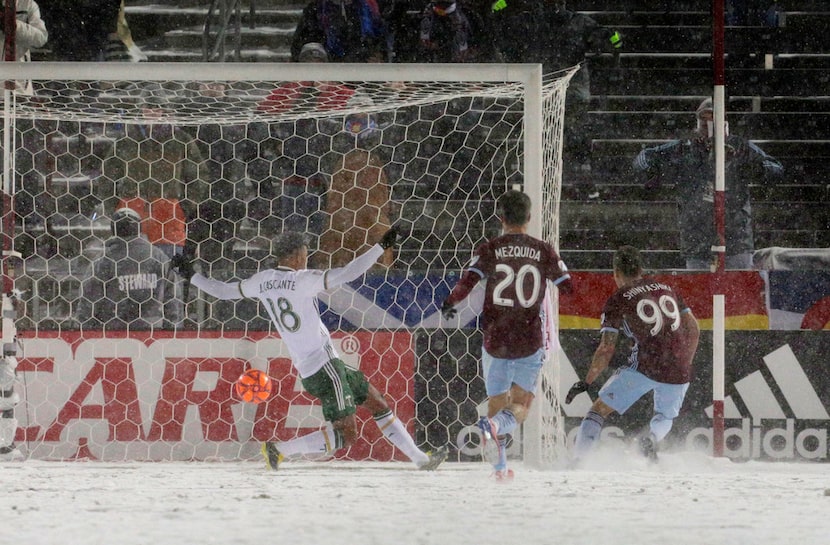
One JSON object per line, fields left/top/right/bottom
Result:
{"left": 191, "top": 244, "right": 384, "bottom": 378}
{"left": 240, "top": 267, "right": 336, "bottom": 377}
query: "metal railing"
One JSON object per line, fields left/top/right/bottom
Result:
{"left": 203, "top": 0, "right": 257, "bottom": 61}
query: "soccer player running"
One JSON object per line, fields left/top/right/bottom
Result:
{"left": 173, "top": 228, "right": 448, "bottom": 471}
{"left": 566, "top": 245, "right": 700, "bottom": 464}
{"left": 441, "top": 190, "right": 573, "bottom": 479}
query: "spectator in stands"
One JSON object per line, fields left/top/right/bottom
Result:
{"left": 115, "top": 178, "right": 148, "bottom": 225}
{"left": 1, "top": 0, "right": 48, "bottom": 92}
{"left": 121, "top": 87, "right": 207, "bottom": 262}
{"left": 144, "top": 182, "right": 187, "bottom": 328}
{"left": 632, "top": 98, "right": 784, "bottom": 270}
{"left": 727, "top": 1, "right": 781, "bottom": 26}
{"left": 317, "top": 96, "right": 393, "bottom": 268}
{"left": 255, "top": 44, "right": 337, "bottom": 257}
{"left": 418, "top": 0, "right": 473, "bottom": 63}
{"left": 246, "top": 120, "right": 330, "bottom": 256}
{"left": 145, "top": 183, "right": 187, "bottom": 259}
{"left": 76, "top": 207, "right": 174, "bottom": 330}
{"left": 104, "top": 1, "right": 148, "bottom": 62}
{"left": 257, "top": 43, "right": 355, "bottom": 114}
{"left": 297, "top": 40, "right": 328, "bottom": 62}
{"left": 539, "top": 0, "right": 622, "bottom": 193}
{"left": 290, "top": 0, "right": 388, "bottom": 63}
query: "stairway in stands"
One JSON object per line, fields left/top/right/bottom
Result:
{"left": 125, "top": 0, "right": 304, "bottom": 62}
{"left": 560, "top": 0, "right": 830, "bottom": 270}
{"left": 93, "top": 1, "right": 830, "bottom": 270}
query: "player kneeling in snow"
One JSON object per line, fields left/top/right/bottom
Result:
{"left": 566, "top": 245, "right": 700, "bottom": 464}
{"left": 173, "top": 228, "right": 448, "bottom": 470}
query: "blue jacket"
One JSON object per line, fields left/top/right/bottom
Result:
{"left": 633, "top": 134, "right": 784, "bottom": 260}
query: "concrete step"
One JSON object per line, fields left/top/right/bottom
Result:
{"left": 125, "top": 1, "right": 303, "bottom": 62}
{"left": 125, "top": 2, "right": 305, "bottom": 42}
{"left": 159, "top": 24, "right": 295, "bottom": 49}
{"left": 139, "top": 46, "right": 291, "bottom": 63}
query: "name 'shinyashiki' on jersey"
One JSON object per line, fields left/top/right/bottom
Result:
{"left": 601, "top": 278, "right": 694, "bottom": 384}
{"left": 446, "top": 233, "right": 572, "bottom": 359}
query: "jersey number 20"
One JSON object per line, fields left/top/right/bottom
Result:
{"left": 492, "top": 263, "right": 541, "bottom": 308}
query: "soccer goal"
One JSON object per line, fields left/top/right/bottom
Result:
{"left": 1, "top": 62, "right": 574, "bottom": 465}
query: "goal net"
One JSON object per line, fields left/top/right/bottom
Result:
{"left": 1, "top": 62, "right": 574, "bottom": 465}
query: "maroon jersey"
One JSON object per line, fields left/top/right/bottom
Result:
{"left": 601, "top": 277, "right": 694, "bottom": 384}
{"left": 447, "top": 233, "right": 571, "bottom": 359}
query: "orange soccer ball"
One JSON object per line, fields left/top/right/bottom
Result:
{"left": 235, "top": 369, "right": 273, "bottom": 404}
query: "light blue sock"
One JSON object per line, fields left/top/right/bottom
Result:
{"left": 495, "top": 437, "right": 508, "bottom": 471}
{"left": 573, "top": 410, "right": 605, "bottom": 459}
{"left": 491, "top": 409, "right": 517, "bottom": 436}
{"left": 650, "top": 413, "right": 673, "bottom": 442}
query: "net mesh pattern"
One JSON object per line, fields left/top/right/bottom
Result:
{"left": 4, "top": 68, "right": 573, "bottom": 463}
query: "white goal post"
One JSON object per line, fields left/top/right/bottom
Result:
{"left": 1, "top": 62, "right": 574, "bottom": 465}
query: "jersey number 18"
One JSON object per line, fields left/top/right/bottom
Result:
{"left": 267, "top": 297, "right": 301, "bottom": 332}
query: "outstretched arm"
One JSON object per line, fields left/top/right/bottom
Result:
{"left": 324, "top": 227, "right": 400, "bottom": 289}
{"left": 439, "top": 269, "right": 483, "bottom": 319}
{"left": 747, "top": 141, "right": 784, "bottom": 179}
{"left": 325, "top": 245, "right": 385, "bottom": 289}
{"left": 190, "top": 274, "right": 245, "bottom": 301}
{"left": 444, "top": 270, "right": 482, "bottom": 307}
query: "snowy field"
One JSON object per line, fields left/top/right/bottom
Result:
{"left": 3, "top": 449, "right": 829, "bottom": 545}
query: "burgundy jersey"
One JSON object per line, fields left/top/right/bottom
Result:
{"left": 448, "top": 233, "right": 570, "bottom": 359}
{"left": 601, "top": 277, "right": 694, "bottom": 384}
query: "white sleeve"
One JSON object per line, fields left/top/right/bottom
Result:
{"left": 324, "top": 245, "right": 384, "bottom": 289}
{"left": 190, "top": 273, "right": 246, "bottom": 300}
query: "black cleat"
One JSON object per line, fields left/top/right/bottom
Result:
{"left": 639, "top": 434, "right": 658, "bottom": 463}
{"left": 261, "top": 442, "right": 284, "bottom": 471}
{"left": 418, "top": 445, "right": 449, "bottom": 471}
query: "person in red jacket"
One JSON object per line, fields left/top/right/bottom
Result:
{"left": 144, "top": 183, "right": 187, "bottom": 259}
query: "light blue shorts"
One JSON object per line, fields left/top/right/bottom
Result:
{"left": 599, "top": 367, "right": 689, "bottom": 417}
{"left": 481, "top": 348, "right": 545, "bottom": 397}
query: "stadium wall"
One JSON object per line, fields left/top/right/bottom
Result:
{"left": 12, "top": 271, "right": 830, "bottom": 462}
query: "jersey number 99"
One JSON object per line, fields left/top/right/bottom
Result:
{"left": 636, "top": 295, "right": 680, "bottom": 336}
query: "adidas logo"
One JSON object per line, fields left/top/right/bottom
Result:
{"left": 705, "top": 344, "right": 829, "bottom": 421}
{"left": 693, "top": 344, "right": 829, "bottom": 460}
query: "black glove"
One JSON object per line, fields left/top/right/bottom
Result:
{"left": 565, "top": 380, "right": 599, "bottom": 404}
{"left": 171, "top": 253, "right": 194, "bottom": 280}
{"left": 379, "top": 226, "right": 400, "bottom": 250}
{"left": 441, "top": 298, "right": 457, "bottom": 320}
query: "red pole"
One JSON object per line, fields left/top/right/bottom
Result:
{"left": 713, "top": 0, "right": 726, "bottom": 273}
{"left": 712, "top": 0, "right": 727, "bottom": 458}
